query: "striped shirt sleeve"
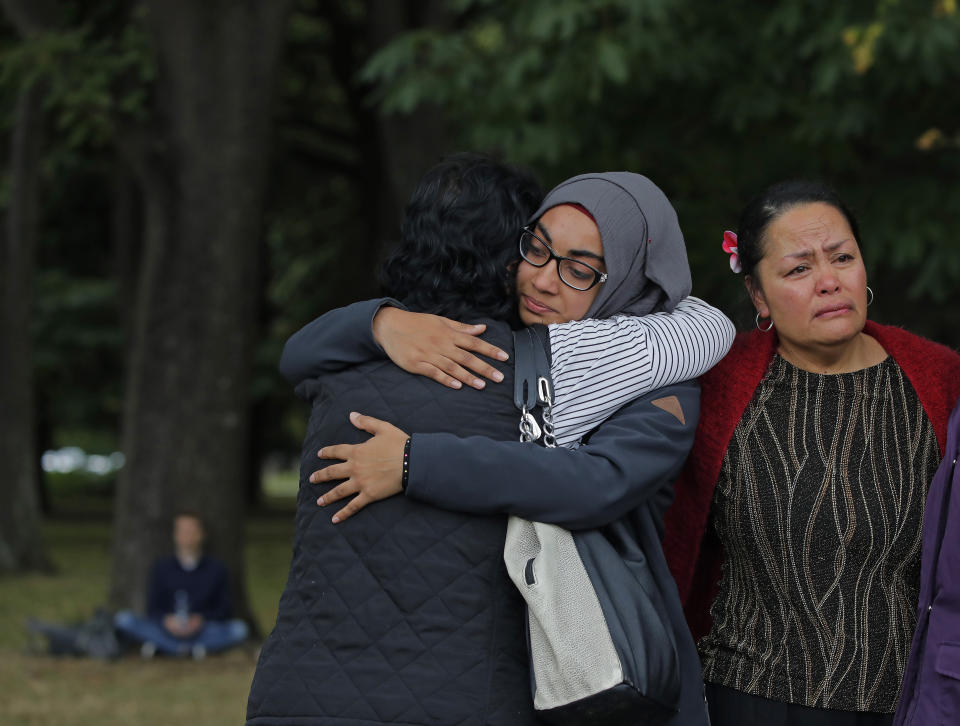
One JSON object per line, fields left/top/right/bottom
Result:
{"left": 547, "top": 296, "right": 735, "bottom": 448}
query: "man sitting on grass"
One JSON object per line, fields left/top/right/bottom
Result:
{"left": 113, "top": 511, "right": 248, "bottom": 659}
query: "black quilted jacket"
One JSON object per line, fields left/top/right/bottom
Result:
{"left": 246, "top": 319, "right": 537, "bottom": 726}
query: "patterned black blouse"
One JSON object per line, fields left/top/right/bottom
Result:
{"left": 699, "top": 355, "right": 940, "bottom": 712}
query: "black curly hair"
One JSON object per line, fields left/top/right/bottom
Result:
{"left": 378, "top": 153, "right": 542, "bottom": 322}
{"left": 737, "top": 179, "right": 862, "bottom": 287}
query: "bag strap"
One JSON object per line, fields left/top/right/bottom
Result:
{"left": 513, "top": 326, "right": 556, "bottom": 447}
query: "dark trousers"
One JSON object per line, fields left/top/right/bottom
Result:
{"left": 705, "top": 683, "right": 894, "bottom": 726}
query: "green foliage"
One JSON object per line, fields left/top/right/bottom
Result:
{"left": 0, "top": 18, "right": 154, "bottom": 149}
{"left": 361, "top": 0, "right": 960, "bottom": 342}
{"left": 0, "top": 6, "right": 153, "bottom": 466}
{"left": 361, "top": 0, "right": 694, "bottom": 164}
{"left": 32, "top": 267, "right": 123, "bottom": 436}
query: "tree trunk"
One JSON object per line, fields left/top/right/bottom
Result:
{"left": 109, "top": 0, "right": 293, "bottom": 630}
{"left": 112, "top": 157, "right": 142, "bottom": 353}
{"left": 365, "top": 0, "right": 452, "bottom": 230}
{"left": 316, "top": 0, "right": 452, "bottom": 304}
{"left": 0, "top": 82, "right": 53, "bottom": 573}
{"left": 34, "top": 392, "right": 52, "bottom": 515}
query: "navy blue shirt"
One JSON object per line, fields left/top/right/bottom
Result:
{"left": 146, "top": 555, "right": 232, "bottom": 621}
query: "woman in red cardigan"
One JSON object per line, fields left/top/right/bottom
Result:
{"left": 664, "top": 180, "right": 960, "bottom": 726}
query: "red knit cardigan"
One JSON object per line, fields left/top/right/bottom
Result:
{"left": 664, "top": 321, "right": 960, "bottom": 641}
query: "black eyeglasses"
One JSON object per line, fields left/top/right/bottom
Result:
{"left": 518, "top": 228, "right": 607, "bottom": 291}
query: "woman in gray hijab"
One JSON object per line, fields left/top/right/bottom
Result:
{"left": 526, "top": 171, "right": 693, "bottom": 320}
{"left": 282, "top": 171, "right": 728, "bottom": 725}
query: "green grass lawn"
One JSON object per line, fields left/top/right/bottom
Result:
{"left": 0, "top": 510, "right": 296, "bottom": 726}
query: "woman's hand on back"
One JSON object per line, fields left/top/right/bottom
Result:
{"left": 310, "top": 412, "right": 409, "bottom": 524}
{"left": 372, "top": 306, "right": 508, "bottom": 390}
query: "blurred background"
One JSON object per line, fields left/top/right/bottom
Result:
{"left": 1, "top": 0, "right": 958, "bottom": 723}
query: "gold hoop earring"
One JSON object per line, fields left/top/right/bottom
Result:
{"left": 755, "top": 312, "right": 773, "bottom": 332}
{"left": 866, "top": 286, "right": 874, "bottom": 306}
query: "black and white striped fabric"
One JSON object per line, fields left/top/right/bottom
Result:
{"left": 547, "top": 296, "right": 735, "bottom": 448}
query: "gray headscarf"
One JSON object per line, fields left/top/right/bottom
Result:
{"left": 528, "top": 172, "right": 691, "bottom": 318}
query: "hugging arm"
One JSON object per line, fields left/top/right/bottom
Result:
{"left": 278, "top": 299, "right": 399, "bottom": 384}
{"left": 279, "top": 298, "right": 507, "bottom": 390}
{"left": 301, "top": 299, "right": 721, "bottom": 524}
{"left": 405, "top": 381, "right": 700, "bottom": 530}
{"left": 547, "top": 296, "right": 733, "bottom": 446}
{"left": 280, "top": 295, "right": 733, "bottom": 416}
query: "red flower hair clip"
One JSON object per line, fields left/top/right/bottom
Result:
{"left": 722, "top": 230, "right": 741, "bottom": 274}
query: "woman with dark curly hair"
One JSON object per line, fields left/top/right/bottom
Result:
{"left": 374, "top": 159, "right": 531, "bottom": 324}
{"left": 247, "top": 154, "right": 545, "bottom": 726}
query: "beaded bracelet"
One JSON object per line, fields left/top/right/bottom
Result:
{"left": 401, "top": 437, "right": 412, "bottom": 490}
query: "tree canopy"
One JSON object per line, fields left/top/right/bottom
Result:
{"left": 364, "top": 0, "right": 960, "bottom": 334}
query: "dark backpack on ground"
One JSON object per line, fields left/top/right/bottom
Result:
{"left": 26, "top": 607, "right": 120, "bottom": 660}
